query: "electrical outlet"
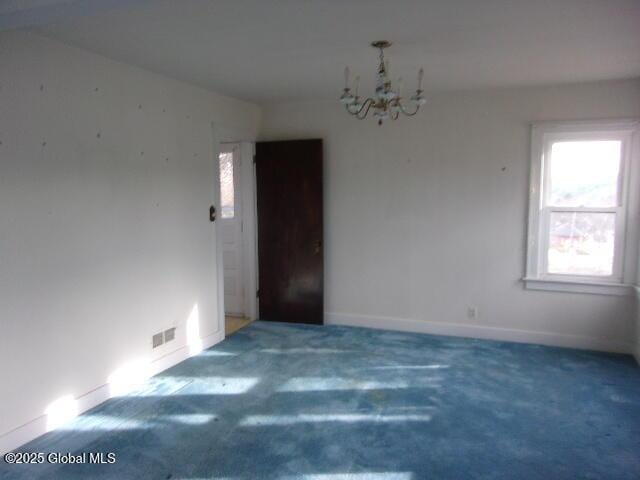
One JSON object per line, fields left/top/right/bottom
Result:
{"left": 164, "top": 327, "right": 176, "bottom": 343}
{"left": 152, "top": 332, "right": 164, "bottom": 348}
{"left": 467, "top": 306, "right": 479, "bottom": 319}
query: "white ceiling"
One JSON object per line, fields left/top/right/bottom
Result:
{"left": 9, "top": 0, "right": 640, "bottom": 104}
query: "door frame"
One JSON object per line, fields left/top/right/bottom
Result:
{"left": 212, "top": 123, "right": 258, "bottom": 338}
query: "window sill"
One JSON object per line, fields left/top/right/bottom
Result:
{"left": 522, "top": 277, "right": 633, "bottom": 296}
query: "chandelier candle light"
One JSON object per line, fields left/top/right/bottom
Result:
{"left": 340, "top": 41, "right": 426, "bottom": 125}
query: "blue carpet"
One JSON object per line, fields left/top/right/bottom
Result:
{"left": 2, "top": 321, "right": 640, "bottom": 480}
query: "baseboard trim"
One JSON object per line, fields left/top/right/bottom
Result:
{"left": 0, "top": 329, "right": 225, "bottom": 455}
{"left": 634, "top": 287, "right": 640, "bottom": 366}
{"left": 325, "top": 312, "right": 632, "bottom": 354}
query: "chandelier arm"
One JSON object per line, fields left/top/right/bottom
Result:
{"left": 345, "top": 97, "right": 373, "bottom": 117}
{"left": 354, "top": 98, "right": 376, "bottom": 119}
{"left": 399, "top": 102, "right": 420, "bottom": 116}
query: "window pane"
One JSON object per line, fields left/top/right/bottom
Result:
{"left": 219, "top": 152, "right": 234, "bottom": 218}
{"left": 547, "top": 212, "right": 615, "bottom": 276}
{"left": 548, "top": 141, "right": 621, "bottom": 207}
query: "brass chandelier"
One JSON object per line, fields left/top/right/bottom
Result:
{"left": 340, "top": 41, "right": 426, "bottom": 125}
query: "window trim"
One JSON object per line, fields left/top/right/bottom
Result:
{"left": 524, "top": 119, "right": 639, "bottom": 295}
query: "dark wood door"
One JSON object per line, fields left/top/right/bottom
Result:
{"left": 255, "top": 139, "right": 323, "bottom": 325}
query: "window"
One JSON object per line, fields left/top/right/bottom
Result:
{"left": 219, "top": 151, "right": 235, "bottom": 218}
{"left": 525, "top": 120, "right": 639, "bottom": 295}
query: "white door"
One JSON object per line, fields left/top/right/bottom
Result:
{"left": 219, "top": 145, "right": 244, "bottom": 315}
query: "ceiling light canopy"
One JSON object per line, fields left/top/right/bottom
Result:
{"left": 340, "top": 41, "right": 425, "bottom": 125}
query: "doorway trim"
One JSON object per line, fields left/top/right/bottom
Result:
{"left": 212, "top": 122, "right": 258, "bottom": 338}
{"left": 220, "top": 141, "right": 258, "bottom": 320}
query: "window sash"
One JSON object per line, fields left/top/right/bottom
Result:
{"left": 541, "top": 137, "right": 625, "bottom": 209}
{"left": 538, "top": 206, "right": 624, "bottom": 282}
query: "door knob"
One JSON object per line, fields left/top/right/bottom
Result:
{"left": 313, "top": 240, "right": 322, "bottom": 254}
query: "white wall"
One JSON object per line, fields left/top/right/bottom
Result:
{"left": 0, "top": 31, "right": 260, "bottom": 450}
{"left": 260, "top": 79, "right": 640, "bottom": 353}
